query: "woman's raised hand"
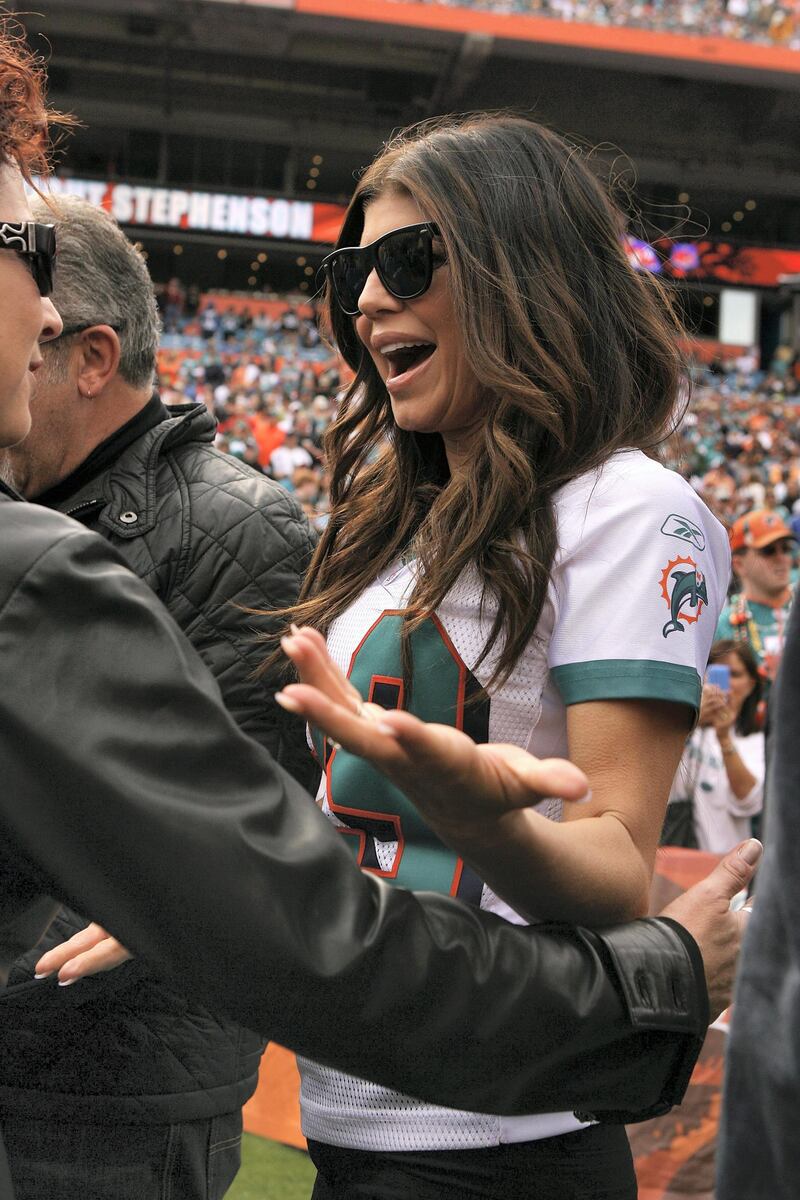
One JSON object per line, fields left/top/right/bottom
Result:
{"left": 276, "top": 625, "right": 590, "bottom": 841}
{"left": 700, "top": 682, "right": 736, "bottom": 737}
{"left": 698, "top": 683, "right": 728, "bottom": 728}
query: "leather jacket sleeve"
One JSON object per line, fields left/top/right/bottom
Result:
{"left": 0, "top": 503, "right": 709, "bottom": 1122}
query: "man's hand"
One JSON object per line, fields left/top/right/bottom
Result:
{"left": 660, "top": 838, "right": 761, "bottom": 1019}
{"left": 34, "top": 922, "right": 132, "bottom": 985}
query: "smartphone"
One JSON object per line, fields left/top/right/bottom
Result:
{"left": 706, "top": 664, "right": 731, "bottom": 692}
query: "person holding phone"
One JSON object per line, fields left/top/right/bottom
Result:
{"left": 665, "top": 639, "right": 764, "bottom": 852}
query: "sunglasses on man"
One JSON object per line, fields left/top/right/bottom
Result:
{"left": 756, "top": 539, "right": 795, "bottom": 557}
{"left": 322, "top": 222, "right": 445, "bottom": 316}
{"left": 0, "top": 221, "right": 56, "bottom": 297}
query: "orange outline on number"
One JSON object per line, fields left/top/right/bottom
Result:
{"left": 327, "top": 609, "right": 472, "bottom": 896}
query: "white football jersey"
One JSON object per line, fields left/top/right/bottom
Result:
{"left": 299, "top": 449, "right": 730, "bottom": 1152}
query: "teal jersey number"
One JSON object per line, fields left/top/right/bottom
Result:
{"left": 323, "top": 612, "right": 489, "bottom": 905}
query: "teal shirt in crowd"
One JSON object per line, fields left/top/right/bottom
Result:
{"left": 716, "top": 595, "right": 793, "bottom": 680}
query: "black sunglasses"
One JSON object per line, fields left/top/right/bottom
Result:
{"left": 321, "top": 222, "right": 444, "bottom": 316}
{"left": 0, "top": 221, "right": 56, "bottom": 297}
{"left": 52, "top": 321, "right": 126, "bottom": 342}
{"left": 757, "top": 539, "right": 795, "bottom": 557}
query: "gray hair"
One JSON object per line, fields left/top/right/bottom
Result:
{"left": 31, "top": 195, "right": 161, "bottom": 390}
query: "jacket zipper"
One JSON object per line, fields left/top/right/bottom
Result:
{"left": 65, "top": 498, "right": 104, "bottom": 518}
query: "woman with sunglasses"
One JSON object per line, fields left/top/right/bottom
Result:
{"left": 0, "top": 64, "right": 62, "bottom": 451}
{"left": 272, "top": 114, "right": 732, "bottom": 1200}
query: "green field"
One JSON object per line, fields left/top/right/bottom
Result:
{"left": 227, "top": 1134, "right": 316, "bottom": 1200}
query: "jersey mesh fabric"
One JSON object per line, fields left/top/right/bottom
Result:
{"left": 299, "top": 449, "right": 730, "bottom": 1152}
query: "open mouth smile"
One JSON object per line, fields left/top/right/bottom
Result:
{"left": 381, "top": 341, "right": 436, "bottom": 390}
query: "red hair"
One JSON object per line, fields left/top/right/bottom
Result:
{"left": 0, "top": 14, "right": 74, "bottom": 180}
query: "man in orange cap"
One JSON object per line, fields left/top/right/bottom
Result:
{"left": 717, "top": 509, "right": 796, "bottom": 682}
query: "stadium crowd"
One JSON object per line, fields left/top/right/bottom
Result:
{"left": 398, "top": 0, "right": 800, "bottom": 48}
{"left": 671, "top": 351, "right": 800, "bottom": 530}
{"left": 157, "top": 292, "right": 340, "bottom": 533}
{"left": 156, "top": 287, "right": 800, "bottom": 544}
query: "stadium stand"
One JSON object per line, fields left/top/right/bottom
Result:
{"left": 396, "top": 0, "right": 800, "bottom": 48}
{"left": 156, "top": 294, "right": 341, "bottom": 531}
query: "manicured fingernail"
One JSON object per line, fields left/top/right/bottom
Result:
{"left": 275, "top": 691, "right": 301, "bottom": 713}
{"left": 376, "top": 722, "right": 398, "bottom": 736}
{"left": 58, "top": 978, "right": 77, "bottom": 988}
{"left": 280, "top": 635, "right": 297, "bottom": 654}
{"left": 575, "top": 789, "right": 593, "bottom": 805}
{"left": 729, "top": 888, "right": 748, "bottom": 912}
{"left": 34, "top": 972, "right": 52, "bottom": 980}
{"left": 290, "top": 623, "right": 301, "bottom": 635}
{"left": 738, "top": 839, "right": 763, "bottom": 865}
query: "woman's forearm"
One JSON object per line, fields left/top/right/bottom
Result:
{"left": 434, "top": 807, "right": 652, "bottom": 926}
{"left": 438, "top": 699, "right": 686, "bottom": 927}
{"left": 716, "top": 736, "right": 758, "bottom": 802}
{"left": 435, "top": 702, "right": 689, "bottom": 926}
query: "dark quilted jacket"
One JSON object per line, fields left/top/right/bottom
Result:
{"left": 0, "top": 402, "right": 317, "bottom": 1123}
{"left": 57, "top": 401, "right": 316, "bottom": 782}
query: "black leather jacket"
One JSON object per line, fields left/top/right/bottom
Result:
{"left": 0, "top": 486, "right": 708, "bottom": 1129}
{"left": 0, "top": 403, "right": 316, "bottom": 1124}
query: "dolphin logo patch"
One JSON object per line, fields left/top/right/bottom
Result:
{"left": 660, "top": 555, "right": 708, "bottom": 638}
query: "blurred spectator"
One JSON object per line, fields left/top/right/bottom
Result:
{"left": 248, "top": 398, "right": 286, "bottom": 466}
{"left": 716, "top": 509, "right": 796, "bottom": 683}
{"left": 270, "top": 429, "right": 314, "bottom": 483}
{"left": 200, "top": 300, "right": 219, "bottom": 341}
{"left": 292, "top": 466, "right": 322, "bottom": 506}
{"left": 221, "top": 305, "right": 241, "bottom": 342}
{"left": 161, "top": 276, "right": 185, "bottom": 333}
{"left": 664, "top": 639, "right": 764, "bottom": 852}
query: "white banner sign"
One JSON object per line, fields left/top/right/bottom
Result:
{"left": 36, "top": 177, "right": 323, "bottom": 241}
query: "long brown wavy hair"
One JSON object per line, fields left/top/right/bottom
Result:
{"left": 272, "top": 114, "right": 688, "bottom": 688}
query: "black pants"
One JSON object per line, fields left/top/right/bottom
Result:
{"left": 308, "top": 1123, "right": 637, "bottom": 1200}
{"left": 1, "top": 1111, "right": 242, "bottom": 1200}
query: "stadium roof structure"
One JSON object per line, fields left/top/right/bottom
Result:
{"left": 19, "top": 0, "right": 800, "bottom": 255}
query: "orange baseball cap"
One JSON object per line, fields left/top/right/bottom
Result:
{"left": 730, "top": 509, "right": 795, "bottom": 552}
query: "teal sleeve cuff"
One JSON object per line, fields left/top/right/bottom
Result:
{"left": 551, "top": 659, "right": 701, "bottom": 710}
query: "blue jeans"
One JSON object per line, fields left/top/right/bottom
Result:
{"left": 1, "top": 1111, "right": 242, "bottom": 1200}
